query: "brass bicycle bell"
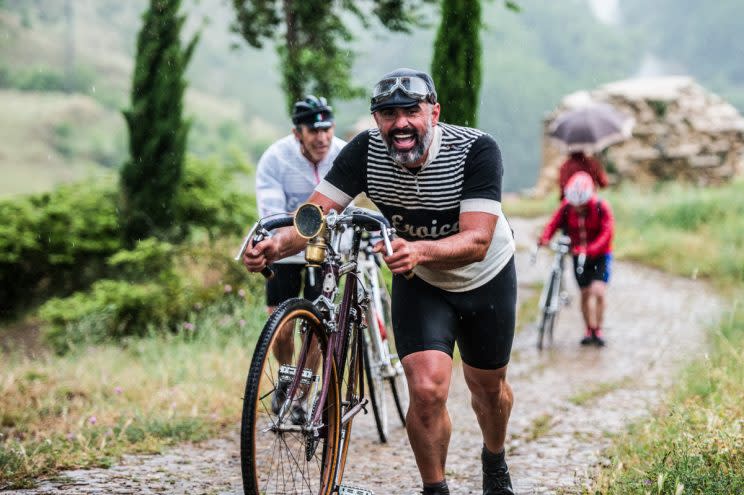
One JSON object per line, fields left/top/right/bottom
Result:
{"left": 294, "top": 203, "right": 327, "bottom": 266}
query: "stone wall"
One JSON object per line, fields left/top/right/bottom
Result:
{"left": 535, "top": 76, "right": 744, "bottom": 196}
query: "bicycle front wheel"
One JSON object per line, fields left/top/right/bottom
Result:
{"left": 537, "top": 272, "right": 559, "bottom": 350}
{"left": 241, "top": 298, "right": 341, "bottom": 495}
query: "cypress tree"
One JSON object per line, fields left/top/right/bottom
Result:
{"left": 121, "top": 0, "right": 198, "bottom": 245}
{"left": 431, "top": 0, "right": 482, "bottom": 127}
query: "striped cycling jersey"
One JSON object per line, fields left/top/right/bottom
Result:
{"left": 255, "top": 134, "right": 346, "bottom": 218}
{"left": 317, "top": 123, "right": 515, "bottom": 292}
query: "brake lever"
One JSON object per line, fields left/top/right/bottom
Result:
{"left": 381, "top": 226, "right": 414, "bottom": 280}
{"left": 235, "top": 222, "right": 260, "bottom": 261}
{"left": 234, "top": 223, "right": 274, "bottom": 279}
{"left": 530, "top": 244, "right": 539, "bottom": 265}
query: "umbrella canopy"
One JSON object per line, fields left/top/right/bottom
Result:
{"left": 548, "top": 103, "right": 634, "bottom": 153}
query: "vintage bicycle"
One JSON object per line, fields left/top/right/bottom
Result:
{"left": 532, "top": 235, "right": 585, "bottom": 350}
{"left": 236, "top": 203, "right": 405, "bottom": 495}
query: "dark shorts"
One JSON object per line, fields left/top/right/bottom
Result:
{"left": 573, "top": 253, "right": 612, "bottom": 288}
{"left": 265, "top": 264, "right": 323, "bottom": 307}
{"left": 391, "top": 256, "right": 517, "bottom": 370}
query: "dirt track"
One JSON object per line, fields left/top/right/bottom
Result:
{"left": 7, "top": 217, "right": 723, "bottom": 495}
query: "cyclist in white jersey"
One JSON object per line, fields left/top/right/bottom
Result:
{"left": 255, "top": 95, "right": 346, "bottom": 423}
{"left": 256, "top": 95, "right": 346, "bottom": 311}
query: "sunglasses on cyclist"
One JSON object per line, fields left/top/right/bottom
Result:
{"left": 371, "top": 76, "right": 434, "bottom": 106}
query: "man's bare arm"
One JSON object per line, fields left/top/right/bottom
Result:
{"left": 242, "top": 192, "right": 346, "bottom": 271}
{"left": 381, "top": 212, "right": 497, "bottom": 273}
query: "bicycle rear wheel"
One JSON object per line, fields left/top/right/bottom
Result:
{"left": 387, "top": 358, "right": 409, "bottom": 427}
{"left": 375, "top": 277, "right": 408, "bottom": 427}
{"left": 362, "top": 330, "right": 388, "bottom": 443}
{"left": 241, "top": 298, "right": 341, "bottom": 495}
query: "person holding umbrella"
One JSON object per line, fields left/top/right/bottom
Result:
{"left": 548, "top": 102, "right": 634, "bottom": 199}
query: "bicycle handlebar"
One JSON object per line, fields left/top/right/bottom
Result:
{"left": 236, "top": 208, "right": 402, "bottom": 280}
{"left": 234, "top": 214, "right": 294, "bottom": 279}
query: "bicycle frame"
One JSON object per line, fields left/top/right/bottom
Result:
{"left": 534, "top": 235, "right": 572, "bottom": 350}
{"left": 538, "top": 235, "right": 571, "bottom": 314}
{"left": 253, "top": 206, "right": 396, "bottom": 436}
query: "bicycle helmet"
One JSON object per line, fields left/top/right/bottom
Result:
{"left": 291, "top": 95, "right": 334, "bottom": 129}
{"left": 564, "top": 171, "right": 595, "bottom": 206}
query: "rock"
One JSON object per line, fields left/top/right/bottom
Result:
{"left": 689, "top": 155, "right": 722, "bottom": 168}
{"left": 535, "top": 76, "right": 744, "bottom": 196}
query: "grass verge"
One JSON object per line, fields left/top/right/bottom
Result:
{"left": 589, "top": 306, "right": 744, "bottom": 494}
{"left": 585, "top": 180, "right": 744, "bottom": 494}
{"left": 0, "top": 294, "right": 265, "bottom": 489}
{"left": 568, "top": 377, "right": 634, "bottom": 407}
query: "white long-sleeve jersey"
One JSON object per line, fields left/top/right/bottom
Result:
{"left": 255, "top": 134, "right": 347, "bottom": 218}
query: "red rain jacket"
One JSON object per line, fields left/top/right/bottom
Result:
{"left": 539, "top": 196, "right": 614, "bottom": 257}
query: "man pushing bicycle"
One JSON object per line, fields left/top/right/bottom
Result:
{"left": 243, "top": 68, "right": 518, "bottom": 495}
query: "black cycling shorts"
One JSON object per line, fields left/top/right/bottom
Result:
{"left": 573, "top": 254, "right": 612, "bottom": 288}
{"left": 265, "top": 264, "right": 323, "bottom": 307}
{"left": 391, "top": 256, "right": 517, "bottom": 370}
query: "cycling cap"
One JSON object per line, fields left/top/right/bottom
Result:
{"left": 370, "top": 68, "right": 437, "bottom": 113}
{"left": 564, "top": 171, "right": 595, "bottom": 206}
{"left": 292, "top": 95, "right": 334, "bottom": 129}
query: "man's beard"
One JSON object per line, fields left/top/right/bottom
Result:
{"left": 381, "top": 119, "right": 435, "bottom": 166}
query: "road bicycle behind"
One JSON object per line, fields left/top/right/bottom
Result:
{"left": 358, "top": 234, "right": 408, "bottom": 443}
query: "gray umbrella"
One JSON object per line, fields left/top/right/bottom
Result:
{"left": 548, "top": 103, "right": 634, "bottom": 153}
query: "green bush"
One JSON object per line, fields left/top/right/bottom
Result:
{"left": 174, "top": 156, "right": 256, "bottom": 240}
{"left": 0, "top": 181, "right": 121, "bottom": 315}
{"left": 0, "top": 157, "right": 257, "bottom": 317}
{"left": 0, "top": 64, "right": 97, "bottom": 93}
{"left": 40, "top": 239, "right": 190, "bottom": 352}
{"left": 39, "top": 235, "right": 264, "bottom": 353}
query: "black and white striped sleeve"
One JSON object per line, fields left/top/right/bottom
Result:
{"left": 460, "top": 134, "right": 503, "bottom": 216}
{"left": 316, "top": 131, "right": 369, "bottom": 206}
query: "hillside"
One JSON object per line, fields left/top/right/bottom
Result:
{"left": 0, "top": 89, "right": 121, "bottom": 195}
{"left": 2, "top": 0, "right": 744, "bottom": 196}
{"left": 0, "top": 4, "right": 282, "bottom": 197}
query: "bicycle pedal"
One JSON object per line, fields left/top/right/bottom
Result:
{"left": 278, "top": 364, "right": 315, "bottom": 385}
{"left": 338, "top": 484, "right": 375, "bottom": 495}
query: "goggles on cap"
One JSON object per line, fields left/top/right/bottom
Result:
{"left": 371, "top": 76, "right": 433, "bottom": 106}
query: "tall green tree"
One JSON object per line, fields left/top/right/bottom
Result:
{"left": 432, "top": 0, "right": 519, "bottom": 126}
{"left": 121, "top": 0, "right": 198, "bottom": 245}
{"left": 232, "top": 0, "right": 435, "bottom": 114}
{"left": 431, "top": 0, "right": 483, "bottom": 126}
